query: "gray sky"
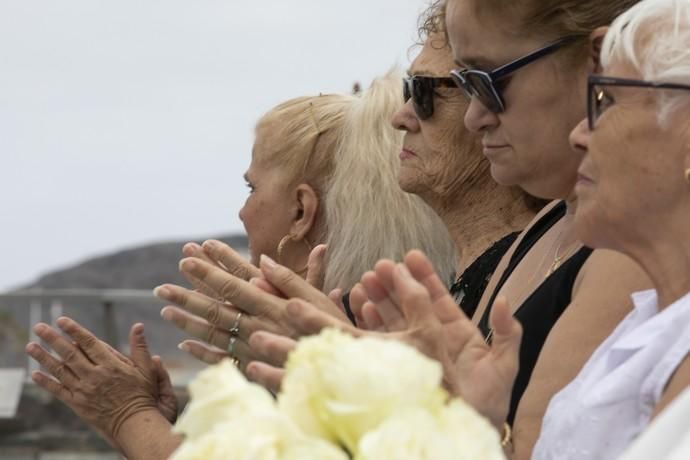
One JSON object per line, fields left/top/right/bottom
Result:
{"left": 0, "top": 0, "right": 427, "bottom": 291}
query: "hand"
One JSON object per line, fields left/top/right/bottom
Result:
{"left": 368, "top": 251, "right": 522, "bottom": 428}
{"left": 181, "top": 240, "right": 261, "bottom": 298}
{"left": 156, "top": 253, "right": 350, "bottom": 370}
{"left": 26, "top": 318, "right": 165, "bottom": 443}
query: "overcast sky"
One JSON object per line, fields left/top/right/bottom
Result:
{"left": 0, "top": 0, "right": 428, "bottom": 291}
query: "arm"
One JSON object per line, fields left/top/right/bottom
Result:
{"left": 116, "top": 409, "right": 182, "bottom": 460}
{"left": 511, "top": 249, "right": 651, "bottom": 460}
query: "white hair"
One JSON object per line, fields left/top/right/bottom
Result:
{"left": 601, "top": 0, "right": 690, "bottom": 122}
{"left": 322, "top": 69, "right": 457, "bottom": 292}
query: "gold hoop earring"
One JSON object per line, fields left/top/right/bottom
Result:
{"left": 276, "top": 235, "right": 313, "bottom": 274}
{"left": 685, "top": 168, "right": 690, "bottom": 184}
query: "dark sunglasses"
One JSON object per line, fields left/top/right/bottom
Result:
{"left": 403, "top": 76, "right": 457, "bottom": 120}
{"left": 449, "top": 36, "right": 579, "bottom": 113}
{"left": 588, "top": 75, "right": 690, "bottom": 130}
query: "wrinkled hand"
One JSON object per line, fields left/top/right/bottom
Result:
{"left": 156, "top": 248, "right": 349, "bottom": 371}
{"left": 26, "top": 318, "right": 167, "bottom": 444}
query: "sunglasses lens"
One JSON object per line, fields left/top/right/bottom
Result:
{"left": 403, "top": 79, "right": 411, "bottom": 103}
{"left": 463, "top": 72, "right": 504, "bottom": 113}
{"left": 410, "top": 78, "right": 434, "bottom": 120}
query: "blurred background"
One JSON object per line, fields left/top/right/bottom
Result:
{"left": 0, "top": 0, "right": 428, "bottom": 457}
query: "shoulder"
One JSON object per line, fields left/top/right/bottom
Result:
{"left": 572, "top": 249, "right": 652, "bottom": 297}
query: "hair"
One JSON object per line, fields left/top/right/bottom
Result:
{"left": 418, "top": 0, "right": 448, "bottom": 45}
{"left": 466, "top": 0, "right": 642, "bottom": 62}
{"left": 255, "top": 71, "right": 457, "bottom": 293}
{"left": 601, "top": 0, "right": 690, "bottom": 122}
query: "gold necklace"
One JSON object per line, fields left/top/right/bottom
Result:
{"left": 484, "top": 226, "right": 581, "bottom": 344}
{"left": 544, "top": 238, "right": 581, "bottom": 279}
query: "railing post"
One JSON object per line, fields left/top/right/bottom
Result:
{"left": 50, "top": 299, "right": 63, "bottom": 327}
{"left": 28, "top": 300, "right": 42, "bottom": 377}
{"left": 103, "top": 300, "right": 118, "bottom": 348}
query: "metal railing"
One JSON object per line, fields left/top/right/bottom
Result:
{"left": 0, "top": 289, "right": 166, "bottom": 379}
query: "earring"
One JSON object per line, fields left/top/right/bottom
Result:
{"left": 685, "top": 168, "right": 690, "bottom": 184}
{"left": 276, "top": 234, "right": 313, "bottom": 274}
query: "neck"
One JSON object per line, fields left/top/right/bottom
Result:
{"left": 424, "top": 180, "right": 536, "bottom": 275}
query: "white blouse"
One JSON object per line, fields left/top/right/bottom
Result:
{"left": 532, "top": 289, "right": 690, "bottom": 460}
{"left": 618, "top": 385, "right": 690, "bottom": 460}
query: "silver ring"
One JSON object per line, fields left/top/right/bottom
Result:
{"left": 227, "top": 336, "right": 237, "bottom": 357}
{"left": 229, "top": 312, "right": 243, "bottom": 337}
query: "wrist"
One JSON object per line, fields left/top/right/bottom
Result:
{"left": 114, "top": 407, "right": 169, "bottom": 449}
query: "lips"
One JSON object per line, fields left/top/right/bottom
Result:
{"left": 400, "top": 148, "right": 417, "bottom": 160}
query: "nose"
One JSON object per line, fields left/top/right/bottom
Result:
{"left": 569, "top": 117, "right": 590, "bottom": 155}
{"left": 238, "top": 204, "right": 246, "bottom": 223}
{"left": 391, "top": 100, "right": 420, "bottom": 133}
{"left": 464, "top": 97, "right": 500, "bottom": 133}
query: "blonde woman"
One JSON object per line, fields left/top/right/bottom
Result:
{"left": 156, "top": 71, "right": 458, "bottom": 364}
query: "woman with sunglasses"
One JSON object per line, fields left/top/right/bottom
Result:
{"left": 403, "top": 0, "right": 652, "bottom": 455}
{"left": 392, "top": 28, "right": 541, "bottom": 321}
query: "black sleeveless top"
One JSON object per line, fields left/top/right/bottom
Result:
{"left": 478, "top": 201, "right": 593, "bottom": 425}
{"left": 450, "top": 232, "right": 520, "bottom": 319}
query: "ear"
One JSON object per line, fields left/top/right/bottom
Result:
{"left": 289, "top": 183, "right": 319, "bottom": 240}
{"left": 588, "top": 26, "right": 609, "bottom": 74}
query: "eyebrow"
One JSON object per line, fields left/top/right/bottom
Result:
{"left": 454, "top": 57, "right": 496, "bottom": 70}
{"left": 407, "top": 68, "right": 445, "bottom": 77}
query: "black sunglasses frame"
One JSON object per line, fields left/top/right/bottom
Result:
{"left": 403, "top": 76, "right": 457, "bottom": 120}
{"left": 587, "top": 75, "right": 690, "bottom": 130}
{"left": 450, "top": 36, "right": 579, "bottom": 113}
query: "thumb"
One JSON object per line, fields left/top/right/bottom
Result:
{"left": 129, "top": 323, "right": 153, "bottom": 370}
{"left": 488, "top": 296, "right": 522, "bottom": 369}
{"left": 305, "top": 244, "right": 328, "bottom": 291}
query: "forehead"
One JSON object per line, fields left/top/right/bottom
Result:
{"left": 410, "top": 37, "right": 456, "bottom": 75}
{"left": 445, "top": 0, "right": 539, "bottom": 68}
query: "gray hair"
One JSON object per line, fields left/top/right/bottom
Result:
{"left": 602, "top": 0, "right": 690, "bottom": 122}
{"left": 322, "top": 69, "right": 457, "bottom": 292}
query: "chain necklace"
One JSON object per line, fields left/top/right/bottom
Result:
{"left": 484, "top": 224, "right": 581, "bottom": 344}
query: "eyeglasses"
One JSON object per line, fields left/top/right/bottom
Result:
{"left": 449, "top": 36, "right": 579, "bottom": 113}
{"left": 403, "top": 76, "right": 457, "bottom": 120}
{"left": 588, "top": 75, "right": 690, "bottom": 130}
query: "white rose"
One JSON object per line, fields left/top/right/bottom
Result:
{"left": 279, "top": 329, "right": 447, "bottom": 455}
{"left": 356, "top": 401, "right": 505, "bottom": 460}
{"left": 174, "top": 359, "right": 276, "bottom": 440}
{"left": 170, "top": 411, "right": 348, "bottom": 460}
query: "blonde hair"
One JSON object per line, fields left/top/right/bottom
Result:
{"left": 602, "top": 0, "right": 690, "bottom": 122}
{"left": 323, "top": 70, "right": 456, "bottom": 292}
{"left": 255, "top": 71, "right": 457, "bottom": 292}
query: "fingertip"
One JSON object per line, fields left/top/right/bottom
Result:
{"left": 177, "top": 342, "right": 190, "bottom": 353}
{"left": 160, "top": 307, "right": 173, "bottom": 321}
{"left": 182, "top": 242, "right": 199, "bottom": 256}
{"left": 132, "top": 323, "right": 145, "bottom": 335}
{"left": 56, "top": 317, "right": 70, "bottom": 328}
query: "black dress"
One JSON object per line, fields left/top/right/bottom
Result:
{"left": 450, "top": 232, "right": 519, "bottom": 319}
{"left": 478, "top": 201, "right": 593, "bottom": 425}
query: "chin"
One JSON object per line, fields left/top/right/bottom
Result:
{"left": 573, "top": 200, "right": 606, "bottom": 249}
{"left": 489, "top": 163, "right": 522, "bottom": 188}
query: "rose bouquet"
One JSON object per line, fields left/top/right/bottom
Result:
{"left": 170, "top": 329, "right": 505, "bottom": 460}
